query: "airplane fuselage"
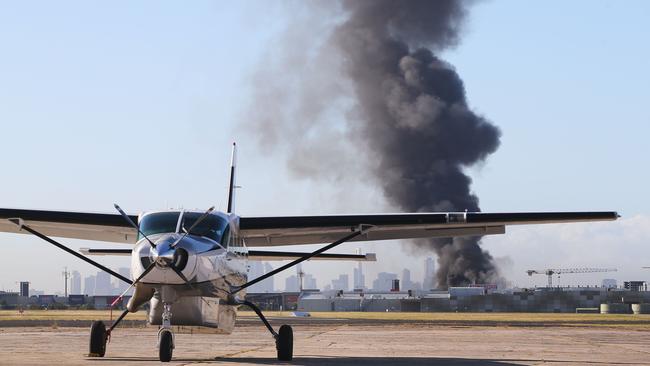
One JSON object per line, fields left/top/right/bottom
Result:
{"left": 127, "top": 210, "right": 249, "bottom": 333}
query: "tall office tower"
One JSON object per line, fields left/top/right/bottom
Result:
{"left": 19, "top": 281, "right": 29, "bottom": 297}
{"left": 303, "top": 274, "right": 317, "bottom": 290}
{"left": 331, "top": 274, "right": 349, "bottom": 291}
{"left": 372, "top": 272, "right": 398, "bottom": 291}
{"left": 248, "top": 261, "right": 265, "bottom": 292}
{"left": 423, "top": 257, "right": 436, "bottom": 290}
{"left": 84, "top": 275, "right": 96, "bottom": 296}
{"left": 262, "top": 263, "right": 275, "bottom": 292}
{"left": 117, "top": 267, "right": 131, "bottom": 295}
{"left": 70, "top": 271, "right": 81, "bottom": 295}
{"left": 353, "top": 248, "right": 365, "bottom": 289}
{"left": 402, "top": 268, "right": 412, "bottom": 290}
{"left": 95, "top": 271, "right": 111, "bottom": 295}
{"left": 285, "top": 275, "right": 299, "bottom": 292}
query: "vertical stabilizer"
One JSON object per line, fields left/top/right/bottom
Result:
{"left": 226, "top": 142, "right": 237, "bottom": 213}
{"left": 226, "top": 142, "right": 237, "bottom": 214}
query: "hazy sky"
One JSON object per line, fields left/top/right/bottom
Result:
{"left": 1, "top": 1, "right": 649, "bottom": 293}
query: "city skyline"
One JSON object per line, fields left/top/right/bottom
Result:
{"left": 4, "top": 254, "right": 636, "bottom": 296}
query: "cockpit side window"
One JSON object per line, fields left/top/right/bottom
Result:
{"left": 138, "top": 212, "right": 181, "bottom": 240}
{"left": 181, "top": 213, "right": 228, "bottom": 245}
{"left": 221, "top": 225, "right": 230, "bottom": 248}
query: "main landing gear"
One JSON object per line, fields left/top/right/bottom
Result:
{"left": 276, "top": 324, "right": 293, "bottom": 361}
{"left": 242, "top": 300, "right": 293, "bottom": 361}
{"left": 228, "top": 228, "right": 372, "bottom": 362}
{"left": 89, "top": 309, "right": 129, "bottom": 358}
{"left": 89, "top": 321, "right": 107, "bottom": 357}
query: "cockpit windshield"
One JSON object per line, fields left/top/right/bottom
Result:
{"left": 180, "top": 212, "right": 228, "bottom": 244}
{"left": 139, "top": 212, "right": 180, "bottom": 239}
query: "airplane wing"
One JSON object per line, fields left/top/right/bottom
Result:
{"left": 238, "top": 211, "right": 619, "bottom": 247}
{"left": 0, "top": 208, "right": 138, "bottom": 244}
{"left": 246, "top": 250, "right": 376, "bottom": 261}
{"left": 77, "top": 248, "right": 377, "bottom": 262}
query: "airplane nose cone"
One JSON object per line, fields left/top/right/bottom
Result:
{"left": 149, "top": 235, "right": 189, "bottom": 270}
{"left": 151, "top": 243, "right": 175, "bottom": 267}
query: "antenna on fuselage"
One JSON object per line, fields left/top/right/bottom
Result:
{"left": 226, "top": 142, "right": 237, "bottom": 214}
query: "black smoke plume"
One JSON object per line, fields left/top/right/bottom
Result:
{"left": 246, "top": 0, "right": 502, "bottom": 288}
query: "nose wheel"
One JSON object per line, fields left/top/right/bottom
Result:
{"left": 158, "top": 329, "right": 174, "bottom": 362}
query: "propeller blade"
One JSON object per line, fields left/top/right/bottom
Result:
{"left": 171, "top": 206, "right": 215, "bottom": 248}
{"left": 110, "top": 262, "right": 156, "bottom": 307}
{"left": 114, "top": 204, "right": 156, "bottom": 248}
{"left": 170, "top": 264, "right": 191, "bottom": 284}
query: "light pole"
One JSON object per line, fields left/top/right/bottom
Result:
{"left": 62, "top": 267, "right": 70, "bottom": 297}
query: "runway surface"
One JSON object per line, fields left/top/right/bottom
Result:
{"left": 1, "top": 323, "right": 650, "bottom": 365}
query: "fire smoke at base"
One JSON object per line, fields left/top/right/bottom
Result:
{"left": 246, "top": 0, "right": 502, "bottom": 288}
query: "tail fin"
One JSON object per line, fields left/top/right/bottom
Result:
{"left": 226, "top": 142, "right": 237, "bottom": 214}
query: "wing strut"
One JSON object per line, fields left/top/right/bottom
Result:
{"left": 7, "top": 218, "right": 132, "bottom": 285}
{"left": 231, "top": 224, "right": 373, "bottom": 295}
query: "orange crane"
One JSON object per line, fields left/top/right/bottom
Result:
{"left": 526, "top": 268, "right": 617, "bottom": 287}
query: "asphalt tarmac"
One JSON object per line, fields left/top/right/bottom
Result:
{"left": 1, "top": 323, "right": 649, "bottom": 365}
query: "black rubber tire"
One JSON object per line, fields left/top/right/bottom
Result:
{"left": 159, "top": 329, "right": 174, "bottom": 362}
{"left": 89, "top": 321, "right": 107, "bottom": 357}
{"left": 276, "top": 324, "right": 293, "bottom": 361}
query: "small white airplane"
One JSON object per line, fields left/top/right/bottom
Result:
{"left": 0, "top": 143, "right": 618, "bottom": 362}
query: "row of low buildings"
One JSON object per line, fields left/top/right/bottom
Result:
{"left": 296, "top": 285, "right": 650, "bottom": 313}
{"left": 0, "top": 292, "right": 131, "bottom": 310}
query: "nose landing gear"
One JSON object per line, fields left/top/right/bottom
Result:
{"left": 158, "top": 302, "right": 175, "bottom": 362}
{"left": 241, "top": 300, "right": 294, "bottom": 361}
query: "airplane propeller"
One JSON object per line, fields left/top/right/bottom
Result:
{"left": 113, "top": 204, "right": 214, "bottom": 288}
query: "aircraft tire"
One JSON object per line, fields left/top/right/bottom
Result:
{"left": 276, "top": 324, "right": 293, "bottom": 361}
{"left": 158, "top": 329, "right": 174, "bottom": 362}
{"left": 88, "top": 321, "right": 107, "bottom": 357}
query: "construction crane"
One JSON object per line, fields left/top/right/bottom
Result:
{"left": 526, "top": 268, "right": 617, "bottom": 287}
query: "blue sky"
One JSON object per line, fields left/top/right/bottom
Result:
{"left": 1, "top": 1, "right": 648, "bottom": 293}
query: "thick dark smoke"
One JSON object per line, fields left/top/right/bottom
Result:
{"left": 333, "top": 1, "right": 501, "bottom": 288}
{"left": 246, "top": 0, "right": 502, "bottom": 288}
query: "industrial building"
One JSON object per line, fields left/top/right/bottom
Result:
{"left": 296, "top": 284, "right": 650, "bottom": 314}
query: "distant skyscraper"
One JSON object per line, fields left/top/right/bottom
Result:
{"left": 95, "top": 271, "right": 111, "bottom": 295}
{"left": 285, "top": 275, "right": 299, "bottom": 292}
{"left": 303, "top": 274, "right": 317, "bottom": 290}
{"left": 19, "top": 281, "right": 29, "bottom": 297}
{"left": 423, "top": 257, "right": 436, "bottom": 290}
{"left": 372, "top": 272, "right": 397, "bottom": 291}
{"left": 249, "top": 261, "right": 276, "bottom": 293}
{"left": 353, "top": 248, "right": 365, "bottom": 290}
{"left": 263, "top": 263, "right": 275, "bottom": 292}
{"left": 331, "top": 274, "right": 349, "bottom": 291}
{"left": 402, "top": 268, "right": 413, "bottom": 290}
{"left": 117, "top": 268, "right": 131, "bottom": 295}
{"left": 248, "top": 261, "right": 265, "bottom": 292}
{"left": 84, "top": 275, "right": 96, "bottom": 296}
{"left": 71, "top": 271, "right": 81, "bottom": 295}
